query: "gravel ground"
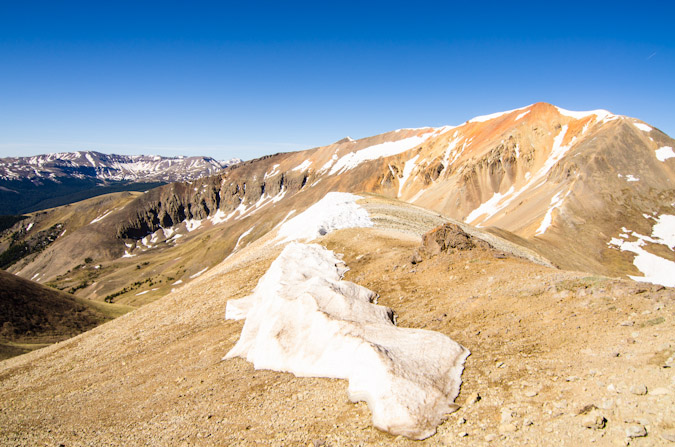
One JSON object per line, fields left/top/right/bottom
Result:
{"left": 1, "top": 199, "right": 673, "bottom": 446}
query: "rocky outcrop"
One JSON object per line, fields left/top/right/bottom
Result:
{"left": 115, "top": 154, "right": 311, "bottom": 240}
{"left": 412, "top": 223, "right": 493, "bottom": 263}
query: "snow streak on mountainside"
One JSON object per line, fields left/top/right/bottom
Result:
{"left": 225, "top": 242, "right": 468, "bottom": 440}
{"left": 0, "top": 150, "right": 238, "bottom": 183}
{"left": 373, "top": 102, "right": 675, "bottom": 285}
{"left": 5, "top": 102, "right": 674, "bottom": 303}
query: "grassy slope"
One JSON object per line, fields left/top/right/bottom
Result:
{"left": 0, "top": 269, "right": 133, "bottom": 360}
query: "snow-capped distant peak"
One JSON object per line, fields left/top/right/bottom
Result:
{"left": 0, "top": 150, "right": 236, "bottom": 183}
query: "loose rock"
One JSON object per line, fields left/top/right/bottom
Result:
{"left": 498, "top": 423, "right": 517, "bottom": 433}
{"left": 625, "top": 424, "right": 647, "bottom": 438}
{"left": 466, "top": 392, "right": 481, "bottom": 405}
{"left": 581, "top": 410, "right": 606, "bottom": 430}
{"left": 629, "top": 384, "right": 647, "bottom": 395}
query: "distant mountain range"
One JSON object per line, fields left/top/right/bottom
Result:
{"left": 0, "top": 151, "right": 240, "bottom": 214}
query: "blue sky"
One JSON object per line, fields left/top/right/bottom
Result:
{"left": 1, "top": 1, "right": 673, "bottom": 161}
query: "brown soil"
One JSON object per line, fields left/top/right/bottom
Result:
{"left": 0, "top": 269, "right": 132, "bottom": 361}
{"left": 0, "top": 202, "right": 673, "bottom": 446}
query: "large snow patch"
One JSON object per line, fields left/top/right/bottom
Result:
{"left": 608, "top": 214, "right": 675, "bottom": 287}
{"left": 224, "top": 243, "right": 469, "bottom": 439}
{"left": 276, "top": 192, "right": 373, "bottom": 243}
{"left": 328, "top": 132, "right": 436, "bottom": 175}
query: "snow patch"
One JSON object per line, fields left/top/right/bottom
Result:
{"left": 292, "top": 160, "right": 312, "bottom": 172}
{"left": 185, "top": 219, "right": 202, "bottom": 232}
{"left": 655, "top": 146, "right": 675, "bottom": 162}
{"left": 625, "top": 174, "right": 639, "bottom": 182}
{"left": 85, "top": 153, "right": 97, "bottom": 167}
{"left": 224, "top": 242, "right": 469, "bottom": 440}
{"left": 318, "top": 154, "right": 338, "bottom": 174}
{"left": 122, "top": 251, "right": 136, "bottom": 258}
{"left": 172, "top": 279, "right": 183, "bottom": 285}
{"left": 274, "top": 210, "right": 297, "bottom": 229}
{"left": 468, "top": 106, "right": 527, "bottom": 123}
{"left": 609, "top": 238, "right": 675, "bottom": 287}
{"left": 90, "top": 210, "right": 113, "bottom": 224}
{"left": 264, "top": 164, "right": 280, "bottom": 179}
{"left": 608, "top": 214, "right": 675, "bottom": 287}
{"left": 535, "top": 191, "right": 569, "bottom": 235}
{"left": 233, "top": 226, "right": 255, "bottom": 251}
{"left": 25, "top": 222, "right": 34, "bottom": 232}
{"left": 190, "top": 267, "right": 208, "bottom": 279}
{"left": 466, "top": 125, "right": 576, "bottom": 226}
{"left": 409, "top": 188, "right": 426, "bottom": 203}
{"left": 328, "top": 132, "right": 435, "bottom": 176}
{"left": 441, "top": 135, "right": 462, "bottom": 171}
{"left": 277, "top": 192, "right": 373, "bottom": 243}
{"left": 398, "top": 155, "right": 419, "bottom": 197}
{"left": 208, "top": 209, "right": 228, "bottom": 225}
{"left": 633, "top": 122, "right": 652, "bottom": 132}
{"left": 555, "top": 106, "right": 614, "bottom": 121}
{"left": 652, "top": 214, "right": 675, "bottom": 250}
{"left": 515, "top": 110, "right": 530, "bottom": 121}
{"left": 464, "top": 186, "right": 515, "bottom": 225}
{"left": 234, "top": 187, "right": 288, "bottom": 221}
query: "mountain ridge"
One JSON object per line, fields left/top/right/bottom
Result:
{"left": 1, "top": 102, "right": 674, "bottom": 444}
{"left": 0, "top": 150, "right": 241, "bottom": 214}
{"left": 3, "top": 102, "right": 673, "bottom": 301}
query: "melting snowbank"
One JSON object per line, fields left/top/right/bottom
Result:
{"left": 276, "top": 192, "right": 373, "bottom": 243}
{"left": 608, "top": 214, "right": 675, "bottom": 287}
{"left": 224, "top": 243, "right": 469, "bottom": 439}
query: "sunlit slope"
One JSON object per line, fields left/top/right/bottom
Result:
{"left": 4, "top": 103, "right": 673, "bottom": 307}
{"left": 1, "top": 195, "right": 672, "bottom": 445}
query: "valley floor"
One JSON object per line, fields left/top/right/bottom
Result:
{"left": 1, "top": 201, "right": 673, "bottom": 446}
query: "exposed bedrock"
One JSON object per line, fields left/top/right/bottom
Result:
{"left": 115, "top": 157, "right": 310, "bottom": 240}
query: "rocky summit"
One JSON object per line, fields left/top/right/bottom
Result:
{"left": 0, "top": 103, "right": 673, "bottom": 445}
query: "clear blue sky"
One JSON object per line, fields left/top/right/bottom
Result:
{"left": 1, "top": 1, "right": 673, "bottom": 161}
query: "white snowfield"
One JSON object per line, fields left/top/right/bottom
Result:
{"left": 633, "top": 122, "right": 653, "bottom": 132}
{"left": 327, "top": 131, "right": 437, "bottom": 176}
{"left": 608, "top": 214, "right": 675, "bottom": 287}
{"left": 224, "top": 243, "right": 469, "bottom": 440}
{"left": 276, "top": 192, "right": 373, "bottom": 243}
{"left": 655, "top": 146, "right": 675, "bottom": 162}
